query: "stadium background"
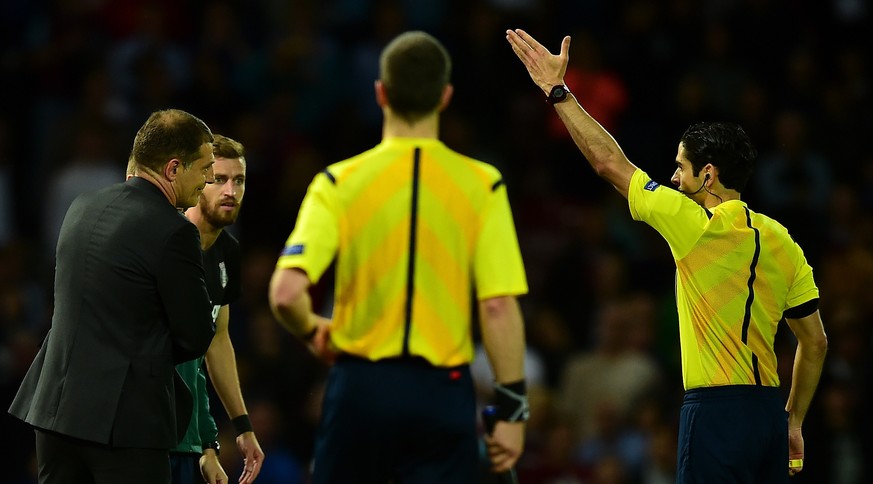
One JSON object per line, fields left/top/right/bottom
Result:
{"left": 0, "top": 1, "right": 870, "bottom": 483}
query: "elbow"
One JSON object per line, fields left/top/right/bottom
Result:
{"left": 268, "top": 270, "right": 307, "bottom": 320}
{"left": 592, "top": 160, "right": 611, "bottom": 179}
{"left": 480, "top": 296, "right": 513, "bottom": 320}
{"left": 591, "top": 153, "right": 624, "bottom": 180}
{"left": 268, "top": 287, "right": 298, "bottom": 321}
{"left": 812, "top": 332, "right": 828, "bottom": 359}
{"left": 800, "top": 331, "right": 828, "bottom": 362}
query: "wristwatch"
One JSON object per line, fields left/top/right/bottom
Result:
{"left": 203, "top": 440, "right": 220, "bottom": 456}
{"left": 546, "top": 84, "right": 570, "bottom": 104}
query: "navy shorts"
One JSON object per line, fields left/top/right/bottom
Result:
{"left": 312, "top": 355, "right": 478, "bottom": 484}
{"left": 677, "top": 385, "right": 788, "bottom": 484}
{"left": 169, "top": 452, "right": 200, "bottom": 484}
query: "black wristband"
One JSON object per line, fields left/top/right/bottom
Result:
{"left": 231, "top": 414, "right": 254, "bottom": 435}
{"left": 493, "top": 379, "right": 530, "bottom": 422}
{"left": 202, "top": 440, "right": 220, "bottom": 456}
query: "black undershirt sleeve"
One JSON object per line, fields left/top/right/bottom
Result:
{"left": 783, "top": 298, "right": 819, "bottom": 320}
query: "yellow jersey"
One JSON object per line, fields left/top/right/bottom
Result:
{"left": 277, "top": 137, "right": 528, "bottom": 366}
{"left": 628, "top": 168, "right": 818, "bottom": 390}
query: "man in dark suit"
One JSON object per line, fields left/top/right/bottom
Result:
{"left": 8, "top": 109, "right": 218, "bottom": 484}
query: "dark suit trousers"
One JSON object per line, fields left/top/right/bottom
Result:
{"left": 35, "top": 429, "right": 171, "bottom": 484}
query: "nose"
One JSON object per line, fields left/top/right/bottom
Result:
{"left": 205, "top": 165, "right": 215, "bottom": 184}
{"left": 671, "top": 168, "right": 680, "bottom": 186}
{"left": 222, "top": 180, "right": 236, "bottom": 196}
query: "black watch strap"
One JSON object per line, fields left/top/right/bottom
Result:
{"left": 546, "top": 84, "right": 570, "bottom": 104}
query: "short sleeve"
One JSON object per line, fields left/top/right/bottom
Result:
{"left": 276, "top": 172, "right": 340, "bottom": 284}
{"left": 473, "top": 181, "right": 528, "bottom": 299}
{"left": 785, "top": 240, "right": 819, "bottom": 309}
{"left": 627, "top": 168, "right": 710, "bottom": 260}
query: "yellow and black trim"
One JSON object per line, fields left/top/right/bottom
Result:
{"left": 741, "top": 207, "right": 762, "bottom": 385}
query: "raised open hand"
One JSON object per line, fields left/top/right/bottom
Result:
{"left": 505, "top": 29, "right": 571, "bottom": 95}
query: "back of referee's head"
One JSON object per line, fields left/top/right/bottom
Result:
{"left": 379, "top": 31, "right": 452, "bottom": 124}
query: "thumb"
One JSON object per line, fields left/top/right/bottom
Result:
{"left": 560, "top": 35, "right": 571, "bottom": 57}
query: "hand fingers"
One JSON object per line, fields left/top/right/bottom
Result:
{"left": 513, "top": 29, "right": 547, "bottom": 54}
{"left": 248, "top": 461, "right": 262, "bottom": 481}
{"left": 505, "top": 29, "right": 529, "bottom": 48}
{"left": 239, "top": 467, "right": 253, "bottom": 484}
{"left": 505, "top": 31, "right": 531, "bottom": 62}
{"left": 238, "top": 456, "right": 262, "bottom": 484}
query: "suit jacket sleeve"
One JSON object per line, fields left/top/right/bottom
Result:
{"left": 159, "top": 223, "right": 215, "bottom": 363}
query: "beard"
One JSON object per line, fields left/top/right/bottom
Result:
{"left": 201, "top": 199, "right": 240, "bottom": 228}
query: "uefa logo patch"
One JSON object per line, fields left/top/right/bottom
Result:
{"left": 282, "top": 244, "right": 304, "bottom": 256}
{"left": 644, "top": 180, "right": 660, "bottom": 192}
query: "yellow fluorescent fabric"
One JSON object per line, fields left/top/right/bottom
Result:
{"left": 277, "top": 137, "right": 528, "bottom": 366}
{"left": 628, "top": 169, "right": 818, "bottom": 390}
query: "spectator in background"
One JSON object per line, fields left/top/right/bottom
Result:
{"left": 754, "top": 109, "right": 832, "bottom": 261}
{"left": 805, "top": 380, "right": 866, "bottom": 484}
{"left": 555, "top": 298, "right": 662, "bottom": 444}
{"left": 43, "top": 120, "right": 124, "bottom": 262}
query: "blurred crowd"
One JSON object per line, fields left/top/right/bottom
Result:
{"left": 1, "top": 1, "right": 872, "bottom": 483}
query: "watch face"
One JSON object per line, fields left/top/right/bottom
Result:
{"left": 548, "top": 85, "right": 568, "bottom": 104}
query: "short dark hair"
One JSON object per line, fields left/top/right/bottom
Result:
{"left": 680, "top": 122, "right": 756, "bottom": 192}
{"left": 130, "top": 109, "right": 213, "bottom": 172}
{"left": 379, "top": 31, "right": 451, "bottom": 123}
{"left": 212, "top": 134, "right": 245, "bottom": 161}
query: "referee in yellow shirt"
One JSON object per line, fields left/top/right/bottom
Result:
{"left": 270, "top": 31, "right": 529, "bottom": 483}
{"left": 507, "top": 30, "right": 828, "bottom": 483}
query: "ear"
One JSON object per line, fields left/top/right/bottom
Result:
{"left": 375, "top": 80, "right": 388, "bottom": 108}
{"left": 700, "top": 164, "right": 712, "bottom": 182}
{"left": 438, "top": 84, "right": 454, "bottom": 112}
{"left": 164, "top": 160, "right": 180, "bottom": 181}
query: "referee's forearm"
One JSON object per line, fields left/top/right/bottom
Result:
{"left": 270, "top": 295, "right": 314, "bottom": 338}
{"left": 478, "top": 296, "right": 525, "bottom": 384}
{"left": 785, "top": 340, "right": 827, "bottom": 428}
{"left": 268, "top": 269, "right": 316, "bottom": 338}
{"left": 554, "top": 94, "right": 635, "bottom": 196}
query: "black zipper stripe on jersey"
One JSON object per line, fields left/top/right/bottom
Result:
{"left": 402, "top": 147, "right": 421, "bottom": 357}
{"left": 322, "top": 168, "right": 336, "bottom": 184}
{"left": 492, "top": 178, "right": 504, "bottom": 191}
{"left": 742, "top": 207, "right": 762, "bottom": 385}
